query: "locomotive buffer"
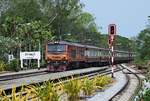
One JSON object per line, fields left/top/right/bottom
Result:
{"left": 108, "top": 24, "right": 116, "bottom": 78}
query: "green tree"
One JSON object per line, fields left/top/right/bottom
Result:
{"left": 68, "top": 12, "right": 100, "bottom": 45}
{"left": 135, "top": 17, "right": 150, "bottom": 77}
{"left": 136, "top": 29, "right": 150, "bottom": 60}
{"left": 0, "top": 0, "right": 43, "bottom": 22}
{"left": 0, "top": 36, "right": 18, "bottom": 60}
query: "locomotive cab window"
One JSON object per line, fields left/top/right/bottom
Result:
{"left": 47, "top": 44, "right": 66, "bottom": 53}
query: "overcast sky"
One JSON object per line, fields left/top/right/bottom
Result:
{"left": 81, "top": 0, "right": 150, "bottom": 38}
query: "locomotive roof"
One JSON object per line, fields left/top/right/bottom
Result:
{"left": 47, "top": 41, "right": 132, "bottom": 53}
{"left": 48, "top": 41, "right": 108, "bottom": 50}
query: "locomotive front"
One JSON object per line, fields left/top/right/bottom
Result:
{"left": 45, "top": 42, "right": 68, "bottom": 72}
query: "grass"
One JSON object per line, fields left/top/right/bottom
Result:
{"left": 143, "top": 89, "right": 150, "bottom": 101}
{"left": 0, "top": 60, "right": 6, "bottom": 71}
{"left": 62, "top": 77, "right": 82, "bottom": 101}
{"left": 82, "top": 77, "right": 96, "bottom": 96}
{"left": 93, "top": 75, "right": 112, "bottom": 89}
{"left": 0, "top": 82, "right": 60, "bottom": 101}
{"left": 26, "top": 81, "right": 60, "bottom": 101}
{"left": 0, "top": 85, "right": 27, "bottom": 101}
{"left": 0, "top": 75, "right": 113, "bottom": 101}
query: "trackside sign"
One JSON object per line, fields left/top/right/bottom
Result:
{"left": 20, "top": 52, "right": 41, "bottom": 60}
{"left": 20, "top": 51, "right": 41, "bottom": 69}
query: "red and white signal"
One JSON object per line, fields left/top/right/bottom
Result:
{"left": 108, "top": 24, "right": 117, "bottom": 78}
{"left": 108, "top": 24, "right": 116, "bottom": 46}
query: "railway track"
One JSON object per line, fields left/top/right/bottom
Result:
{"left": 0, "top": 67, "right": 107, "bottom": 92}
{"left": 0, "top": 70, "right": 48, "bottom": 81}
{"left": 108, "top": 64, "right": 142, "bottom": 101}
{"left": 2, "top": 65, "right": 123, "bottom": 100}
{"left": 0, "top": 66, "right": 109, "bottom": 82}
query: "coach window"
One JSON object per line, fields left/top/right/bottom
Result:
{"left": 98, "top": 51, "right": 100, "bottom": 56}
{"left": 104, "top": 51, "right": 107, "bottom": 56}
{"left": 96, "top": 51, "right": 98, "bottom": 56}
{"left": 101, "top": 51, "right": 104, "bottom": 56}
{"left": 106, "top": 51, "right": 108, "bottom": 56}
{"left": 99, "top": 51, "right": 101, "bottom": 56}
{"left": 85, "top": 50, "right": 89, "bottom": 56}
{"left": 80, "top": 49, "right": 84, "bottom": 57}
{"left": 94, "top": 50, "right": 96, "bottom": 57}
{"left": 90, "top": 50, "right": 92, "bottom": 57}
{"left": 94, "top": 51, "right": 96, "bottom": 57}
{"left": 93, "top": 50, "right": 95, "bottom": 57}
{"left": 84, "top": 50, "right": 87, "bottom": 56}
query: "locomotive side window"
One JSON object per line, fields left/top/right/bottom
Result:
{"left": 48, "top": 44, "right": 65, "bottom": 53}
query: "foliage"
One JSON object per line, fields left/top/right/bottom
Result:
{"left": 99, "top": 34, "right": 135, "bottom": 50}
{"left": 27, "top": 82, "right": 59, "bottom": 101}
{"left": 82, "top": 77, "right": 95, "bottom": 96}
{"left": 0, "top": 36, "right": 18, "bottom": 59}
{"left": 63, "top": 77, "right": 82, "bottom": 100}
{"left": 69, "top": 12, "right": 100, "bottom": 45}
{"left": 0, "top": 0, "right": 100, "bottom": 45}
{"left": 147, "top": 66, "right": 150, "bottom": 80}
{"left": 93, "top": 75, "right": 112, "bottom": 89}
{"left": 0, "top": 0, "right": 43, "bottom": 22}
{"left": 133, "top": 18, "right": 150, "bottom": 79}
{"left": 0, "top": 60, "right": 6, "bottom": 71}
{"left": 0, "top": 85, "right": 27, "bottom": 101}
{"left": 0, "top": 75, "right": 113, "bottom": 101}
{"left": 136, "top": 28, "right": 150, "bottom": 61}
{"left": 143, "top": 89, "right": 150, "bottom": 101}
{"left": 6, "top": 59, "right": 19, "bottom": 71}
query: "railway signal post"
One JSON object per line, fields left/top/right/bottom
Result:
{"left": 108, "top": 24, "right": 116, "bottom": 78}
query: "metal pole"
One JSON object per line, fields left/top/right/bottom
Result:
{"left": 111, "top": 45, "right": 114, "bottom": 78}
{"left": 38, "top": 42, "right": 40, "bottom": 70}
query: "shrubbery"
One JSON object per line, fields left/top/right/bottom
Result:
{"left": 143, "top": 89, "right": 150, "bottom": 101}
{"left": 0, "top": 75, "right": 113, "bottom": 101}
{"left": 0, "top": 60, "right": 6, "bottom": 71}
{"left": 6, "top": 59, "right": 20, "bottom": 72}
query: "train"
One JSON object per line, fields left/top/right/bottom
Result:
{"left": 45, "top": 41, "right": 135, "bottom": 72}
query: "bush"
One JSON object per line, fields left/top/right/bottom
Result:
{"left": 0, "top": 60, "right": 6, "bottom": 71}
{"left": 143, "top": 89, "right": 150, "bottom": 101}
{"left": 27, "top": 82, "right": 59, "bottom": 101}
{"left": 6, "top": 59, "right": 20, "bottom": 72}
{"left": 63, "top": 77, "right": 82, "bottom": 101}
{"left": 94, "top": 75, "right": 112, "bottom": 89}
{"left": 133, "top": 58, "right": 148, "bottom": 69}
{"left": 82, "top": 77, "right": 95, "bottom": 96}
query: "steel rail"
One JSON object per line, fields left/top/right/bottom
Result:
{"left": 108, "top": 64, "right": 142, "bottom": 101}
{"left": 122, "top": 65, "right": 143, "bottom": 101}
{"left": 0, "top": 71, "right": 48, "bottom": 81}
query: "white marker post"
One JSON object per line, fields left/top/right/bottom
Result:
{"left": 108, "top": 24, "right": 116, "bottom": 78}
